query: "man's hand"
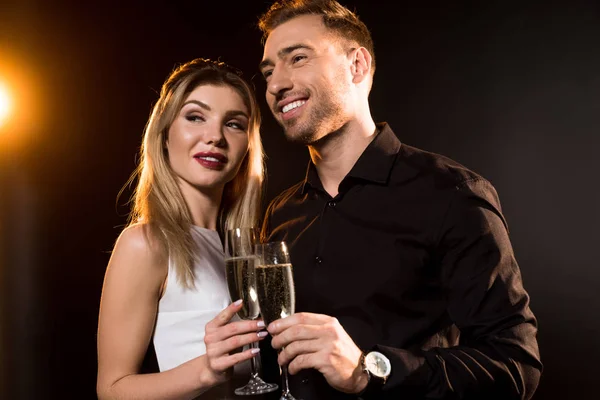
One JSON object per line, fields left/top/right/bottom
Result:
{"left": 268, "top": 312, "right": 369, "bottom": 394}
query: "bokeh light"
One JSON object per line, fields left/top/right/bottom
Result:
{"left": 0, "top": 81, "right": 11, "bottom": 129}
{"left": 0, "top": 55, "right": 42, "bottom": 155}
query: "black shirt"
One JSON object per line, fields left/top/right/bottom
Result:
{"left": 260, "top": 123, "right": 542, "bottom": 399}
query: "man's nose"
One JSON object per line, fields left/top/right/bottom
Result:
{"left": 267, "top": 66, "right": 293, "bottom": 98}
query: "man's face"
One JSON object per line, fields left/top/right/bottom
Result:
{"left": 260, "top": 15, "right": 354, "bottom": 144}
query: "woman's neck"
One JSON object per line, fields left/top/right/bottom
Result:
{"left": 178, "top": 180, "right": 223, "bottom": 230}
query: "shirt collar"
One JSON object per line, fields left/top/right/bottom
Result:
{"left": 301, "top": 122, "right": 401, "bottom": 194}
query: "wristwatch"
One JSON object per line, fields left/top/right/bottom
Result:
{"left": 358, "top": 350, "right": 391, "bottom": 397}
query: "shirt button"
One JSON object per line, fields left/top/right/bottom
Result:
{"left": 302, "top": 378, "right": 310, "bottom": 384}
{"left": 327, "top": 200, "right": 336, "bottom": 207}
{"left": 315, "top": 256, "right": 322, "bottom": 264}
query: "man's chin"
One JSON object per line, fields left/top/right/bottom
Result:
{"left": 283, "top": 130, "right": 315, "bottom": 145}
{"left": 277, "top": 118, "right": 315, "bottom": 144}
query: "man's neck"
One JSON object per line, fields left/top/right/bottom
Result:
{"left": 308, "top": 117, "right": 377, "bottom": 198}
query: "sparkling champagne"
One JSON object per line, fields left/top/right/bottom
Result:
{"left": 225, "top": 256, "right": 260, "bottom": 320}
{"left": 255, "top": 263, "right": 296, "bottom": 324}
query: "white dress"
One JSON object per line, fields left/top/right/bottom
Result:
{"left": 153, "top": 226, "right": 231, "bottom": 371}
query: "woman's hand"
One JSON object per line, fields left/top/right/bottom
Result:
{"left": 202, "top": 299, "right": 267, "bottom": 385}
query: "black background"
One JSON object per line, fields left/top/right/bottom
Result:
{"left": 0, "top": 0, "right": 598, "bottom": 398}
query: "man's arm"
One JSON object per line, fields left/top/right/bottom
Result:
{"left": 267, "top": 179, "right": 542, "bottom": 399}
{"left": 370, "top": 178, "right": 542, "bottom": 399}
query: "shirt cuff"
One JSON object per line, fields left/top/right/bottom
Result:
{"left": 358, "top": 344, "right": 430, "bottom": 399}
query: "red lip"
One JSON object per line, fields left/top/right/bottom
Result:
{"left": 193, "top": 152, "right": 228, "bottom": 170}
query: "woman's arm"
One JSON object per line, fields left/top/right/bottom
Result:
{"left": 96, "top": 225, "right": 265, "bottom": 400}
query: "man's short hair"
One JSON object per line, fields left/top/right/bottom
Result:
{"left": 258, "top": 0, "right": 376, "bottom": 74}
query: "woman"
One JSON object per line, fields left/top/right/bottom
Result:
{"left": 97, "top": 58, "right": 266, "bottom": 399}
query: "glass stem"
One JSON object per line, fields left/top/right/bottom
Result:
{"left": 249, "top": 341, "right": 259, "bottom": 379}
{"left": 281, "top": 365, "right": 291, "bottom": 395}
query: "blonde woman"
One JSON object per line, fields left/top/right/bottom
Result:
{"left": 97, "top": 59, "right": 266, "bottom": 399}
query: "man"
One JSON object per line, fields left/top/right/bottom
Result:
{"left": 257, "top": 1, "right": 542, "bottom": 399}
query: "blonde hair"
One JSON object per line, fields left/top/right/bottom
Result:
{"left": 125, "top": 58, "right": 264, "bottom": 288}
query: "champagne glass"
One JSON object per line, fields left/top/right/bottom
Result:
{"left": 224, "top": 228, "right": 278, "bottom": 396}
{"left": 255, "top": 241, "right": 298, "bottom": 400}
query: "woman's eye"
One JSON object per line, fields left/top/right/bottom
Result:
{"left": 186, "top": 114, "right": 204, "bottom": 122}
{"left": 226, "top": 121, "right": 247, "bottom": 131}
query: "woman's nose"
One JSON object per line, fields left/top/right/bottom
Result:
{"left": 203, "top": 123, "right": 226, "bottom": 147}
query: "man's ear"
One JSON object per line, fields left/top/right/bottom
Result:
{"left": 350, "top": 47, "right": 372, "bottom": 84}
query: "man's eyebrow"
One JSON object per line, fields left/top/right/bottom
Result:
{"left": 259, "top": 44, "right": 314, "bottom": 71}
{"left": 182, "top": 100, "right": 211, "bottom": 111}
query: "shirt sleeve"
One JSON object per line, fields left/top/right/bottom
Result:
{"left": 367, "top": 178, "right": 542, "bottom": 400}
{"left": 260, "top": 198, "right": 276, "bottom": 243}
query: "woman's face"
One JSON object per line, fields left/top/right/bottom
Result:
{"left": 166, "top": 84, "right": 250, "bottom": 193}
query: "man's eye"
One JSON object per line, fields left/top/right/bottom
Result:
{"left": 292, "top": 55, "right": 306, "bottom": 63}
{"left": 262, "top": 70, "right": 273, "bottom": 80}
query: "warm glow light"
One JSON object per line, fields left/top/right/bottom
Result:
{"left": 0, "top": 55, "right": 43, "bottom": 154}
{"left": 0, "top": 82, "right": 11, "bottom": 128}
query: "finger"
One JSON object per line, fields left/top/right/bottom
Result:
{"left": 210, "top": 330, "right": 269, "bottom": 356}
{"left": 210, "top": 346, "right": 261, "bottom": 373}
{"left": 278, "top": 338, "right": 322, "bottom": 366}
{"left": 267, "top": 312, "right": 332, "bottom": 334}
{"left": 287, "top": 352, "right": 320, "bottom": 375}
{"left": 271, "top": 324, "right": 324, "bottom": 349}
{"left": 205, "top": 319, "right": 266, "bottom": 345}
{"left": 205, "top": 299, "right": 243, "bottom": 331}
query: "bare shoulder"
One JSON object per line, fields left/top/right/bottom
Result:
{"left": 105, "top": 223, "right": 168, "bottom": 295}
{"left": 114, "top": 223, "right": 166, "bottom": 264}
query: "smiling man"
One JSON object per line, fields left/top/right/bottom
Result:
{"left": 258, "top": 1, "right": 542, "bottom": 399}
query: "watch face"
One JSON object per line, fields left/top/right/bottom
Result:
{"left": 365, "top": 351, "right": 391, "bottom": 378}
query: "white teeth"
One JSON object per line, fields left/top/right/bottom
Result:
{"left": 198, "top": 156, "right": 221, "bottom": 162}
{"left": 282, "top": 100, "right": 306, "bottom": 113}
